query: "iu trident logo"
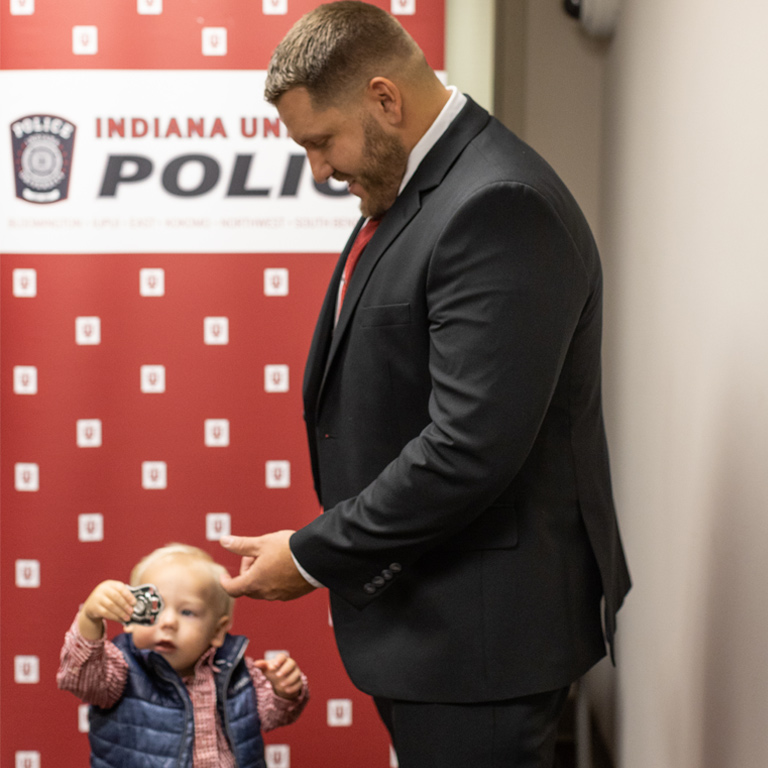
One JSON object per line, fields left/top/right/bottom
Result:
{"left": 10, "top": 114, "right": 76, "bottom": 203}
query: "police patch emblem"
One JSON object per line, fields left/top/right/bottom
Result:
{"left": 11, "top": 114, "right": 76, "bottom": 203}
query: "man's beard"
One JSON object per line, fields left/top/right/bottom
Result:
{"left": 339, "top": 113, "right": 408, "bottom": 219}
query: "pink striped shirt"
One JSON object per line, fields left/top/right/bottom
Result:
{"left": 57, "top": 617, "right": 309, "bottom": 768}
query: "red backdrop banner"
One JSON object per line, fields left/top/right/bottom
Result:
{"left": 1, "top": 2, "right": 444, "bottom": 766}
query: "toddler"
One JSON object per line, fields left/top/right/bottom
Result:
{"left": 57, "top": 543, "right": 308, "bottom": 768}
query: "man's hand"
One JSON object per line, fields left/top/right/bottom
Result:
{"left": 219, "top": 530, "right": 316, "bottom": 601}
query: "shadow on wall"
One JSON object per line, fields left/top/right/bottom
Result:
{"left": 701, "top": 379, "right": 768, "bottom": 767}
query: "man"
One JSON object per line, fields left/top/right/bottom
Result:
{"left": 220, "top": 2, "right": 630, "bottom": 765}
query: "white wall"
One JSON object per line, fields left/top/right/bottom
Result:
{"left": 603, "top": 1, "right": 768, "bottom": 765}
{"left": 445, "top": 0, "right": 495, "bottom": 113}
{"left": 455, "top": 1, "right": 768, "bottom": 764}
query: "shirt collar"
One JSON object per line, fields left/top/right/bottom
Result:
{"left": 398, "top": 85, "right": 467, "bottom": 195}
{"left": 182, "top": 645, "right": 218, "bottom": 681}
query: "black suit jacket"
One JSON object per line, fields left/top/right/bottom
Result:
{"left": 291, "top": 97, "right": 630, "bottom": 702}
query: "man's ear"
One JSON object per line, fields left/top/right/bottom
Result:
{"left": 210, "top": 614, "right": 233, "bottom": 648}
{"left": 366, "top": 77, "right": 403, "bottom": 126}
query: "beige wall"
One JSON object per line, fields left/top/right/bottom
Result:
{"left": 604, "top": 1, "right": 768, "bottom": 765}
{"left": 445, "top": 0, "right": 496, "bottom": 113}
{"left": 451, "top": 0, "right": 768, "bottom": 764}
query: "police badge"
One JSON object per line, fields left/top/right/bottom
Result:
{"left": 10, "top": 114, "right": 76, "bottom": 203}
{"left": 126, "top": 584, "right": 165, "bottom": 626}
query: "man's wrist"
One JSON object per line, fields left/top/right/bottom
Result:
{"left": 289, "top": 542, "right": 324, "bottom": 588}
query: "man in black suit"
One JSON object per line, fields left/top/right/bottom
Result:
{"left": 220, "top": 3, "right": 630, "bottom": 765}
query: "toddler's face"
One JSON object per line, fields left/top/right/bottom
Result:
{"left": 129, "top": 557, "right": 230, "bottom": 677}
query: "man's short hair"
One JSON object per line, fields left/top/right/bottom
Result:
{"left": 264, "top": 0, "right": 422, "bottom": 107}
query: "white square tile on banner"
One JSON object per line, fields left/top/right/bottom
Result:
{"left": 76, "top": 316, "right": 101, "bottom": 345}
{"left": 327, "top": 698, "right": 353, "bottom": 727}
{"left": 72, "top": 25, "right": 98, "bottom": 55}
{"left": 10, "top": 0, "right": 35, "bottom": 15}
{"left": 15, "top": 752, "right": 41, "bottom": 768}
{"left": 142, "top": 461, "right": 168, "bottom": 489}
{"left": 264, "top": 365, "right": 289, "bottom": 393}
{"left": 204, "top": 419, "right": 230, "bottom": 446}
{"left": 12, "top": 269, "right": 36, "bottom": 296}
{"left": 392, "top": 0, "right": 416, "bottom": 14}
{"left": 16, "top": 560, "right": 41, "bottom": 588}
{"left": 140, "top": 268, "right": 165, "bottom": 295}
{"left": 14, "top": 366, "right": 37, "bottom": 394}
{"left": 137, "top": 0, "right": 162, "bottom": 15}
{"left": 264, "top": 268, "right": 289, "bottom": 296}
{"left": 77, "top": 419, "right": 102, "bottom": 447}
{"left": 204, "top": 317, "right": 229, "bottom": 345}
{"left": 263, "top": 0, "right": 288, "bottom": 14}
{"left": 202, "top": 27, "right": 227, "bottom": 56}
{"left": 206, "top": 513, "right": 231, "bottom": 541}
{"left": 79, "top": 513, "right": 104, "bottom": 542}
{"left": 14, "top": 656, "right": 40, "bottom": 684}
{"left": 15, "top": 463, "right": 39, "bottom": 492}
{"left": 265, "top": 461, "right": 290, "bottom": 489}
{"left": 266, "top": 745, "right": 290, "bottom": 768}
{"left": 141, "top": 365, "right": 166, "bottom": 393}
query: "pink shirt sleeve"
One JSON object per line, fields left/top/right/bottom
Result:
{"left": 56, "top": 615, "right": 129, "bottom": 709}
{"left": 245, "top": 657, "right": 310, "bottom": 732}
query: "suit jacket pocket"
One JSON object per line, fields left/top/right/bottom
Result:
{"left": 359, "top": 303, "right": 411, "bottom": 327}
{"left": 442, "top": 504, "right": 518, "bottom": 551}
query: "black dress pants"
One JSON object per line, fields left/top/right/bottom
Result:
{"left": 373, "top": 686, "right": 570, "bottom": 768}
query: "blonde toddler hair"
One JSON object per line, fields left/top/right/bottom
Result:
{"left": 130, "top": 543, "right": 234, "bottom": 619}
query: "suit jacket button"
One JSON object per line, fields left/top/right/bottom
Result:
{"left": 372, "top": 576, "right": 385, "bottom": 587}
{"left": 381, "top": 569, "right": 393, "bottom": 580}
{"left": 389, "top": 563, "right": 402, "bottom": 573}
{"left": 364, "top": 583, "right": 376, "bottom": 594}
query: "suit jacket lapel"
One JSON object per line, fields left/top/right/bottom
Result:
{"left": 305, "top": 97, "right": 491, "bottom": 414}
{"left": 329, "top": 194, "right": 419, "bottom": 353}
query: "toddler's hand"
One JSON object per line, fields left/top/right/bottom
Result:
{"left": 254, "top": 653, "right": 304, "bottom": 700}
{"left": 79, "top": 580, "right": 136, "bottom": 640}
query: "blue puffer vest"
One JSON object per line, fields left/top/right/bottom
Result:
{"left": 89, "top": 633, "right": 266, "bottom": 768}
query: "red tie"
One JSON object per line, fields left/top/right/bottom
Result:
{"left": 337, "top": 217, "right": 381, "bottom": 319}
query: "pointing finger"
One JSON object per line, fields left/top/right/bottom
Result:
{"left": 219, "top": 534, "right": 261, "bottom": 557}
